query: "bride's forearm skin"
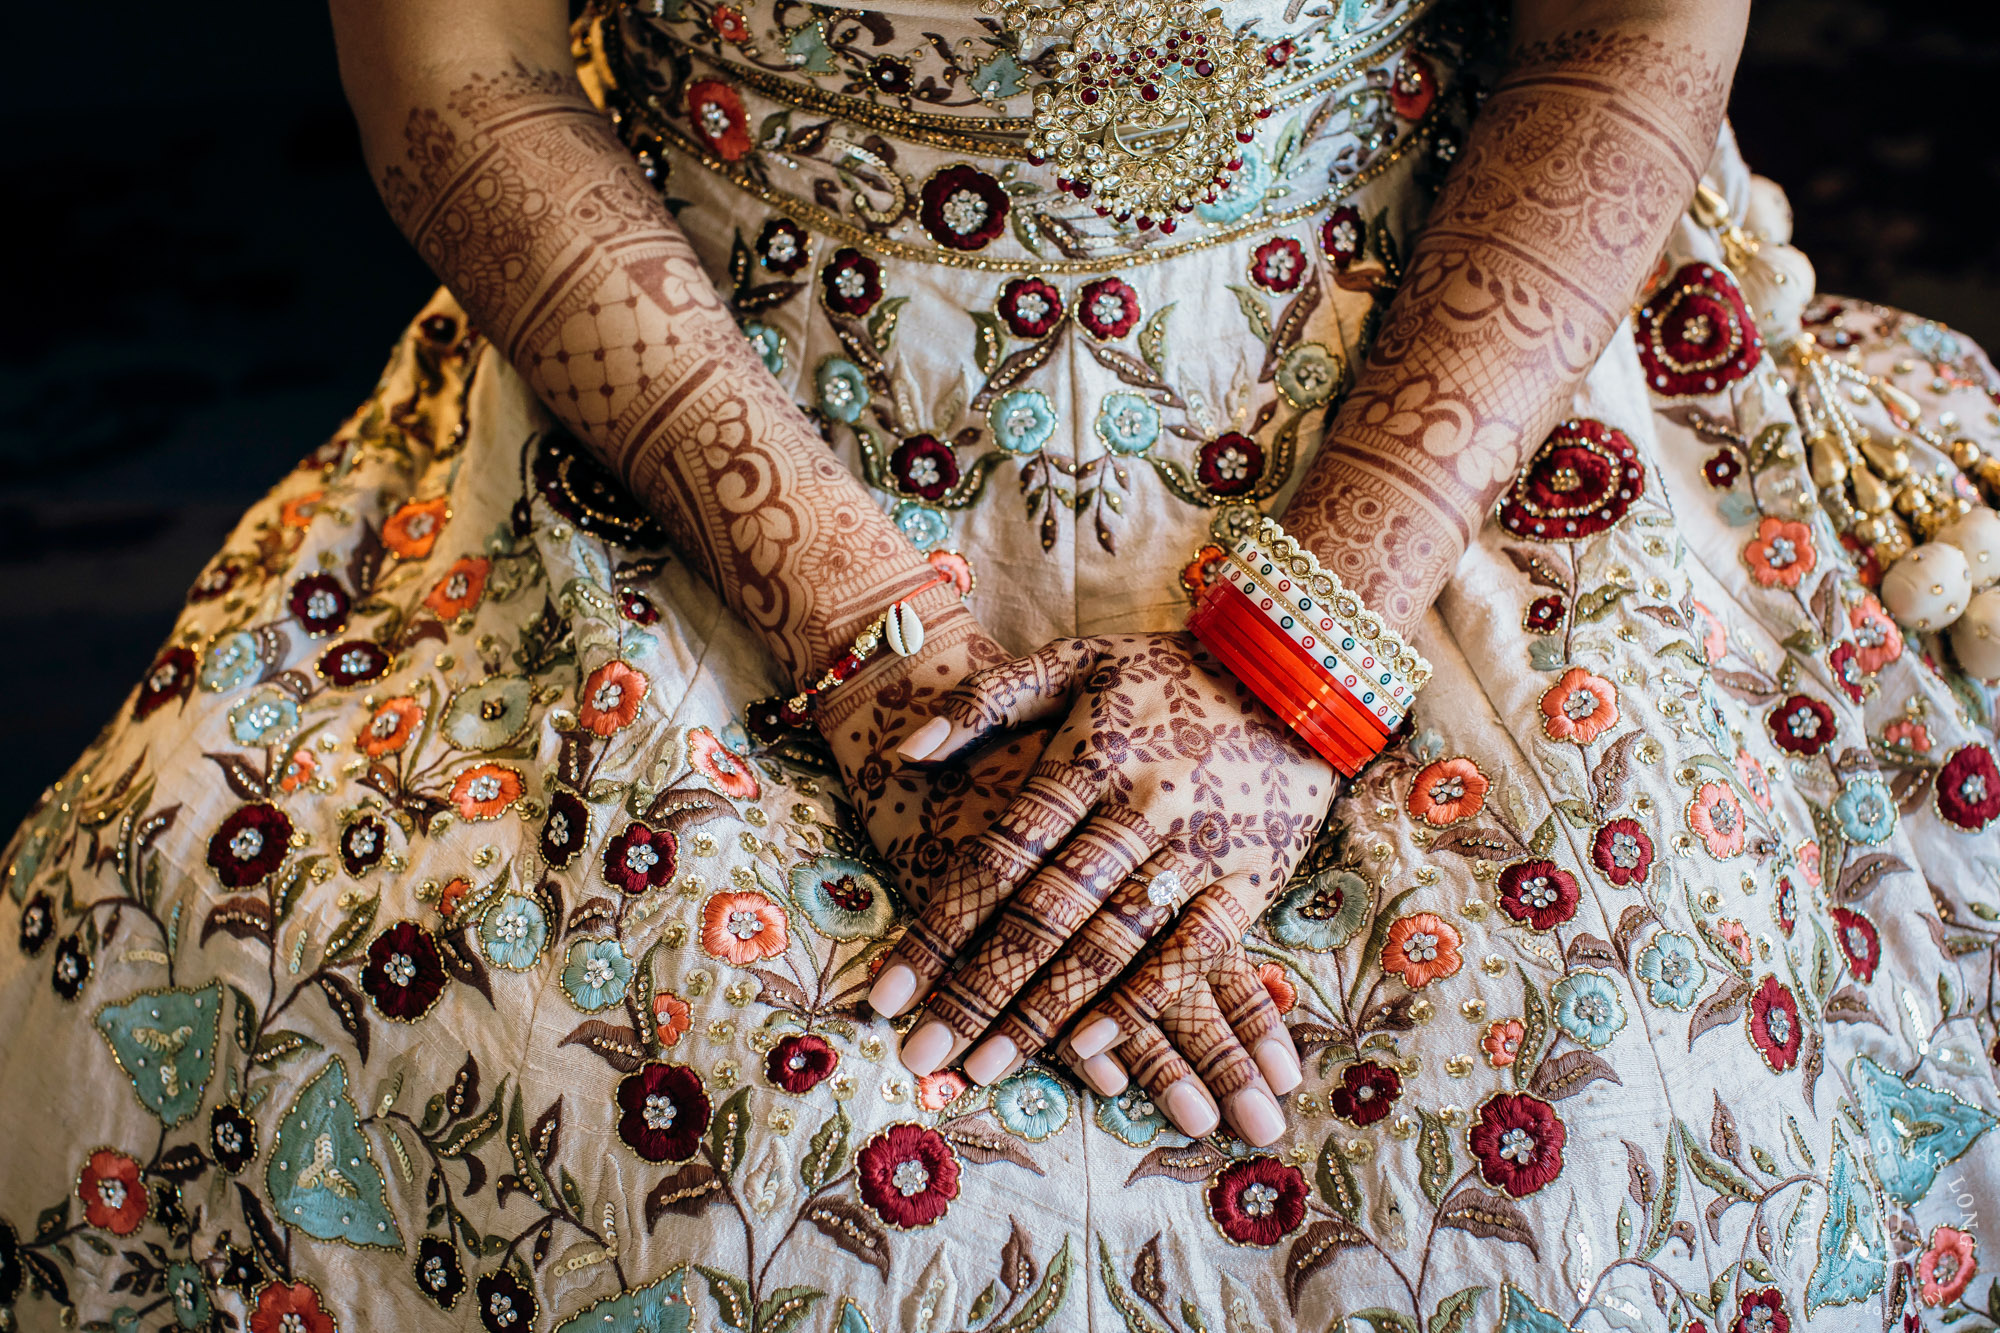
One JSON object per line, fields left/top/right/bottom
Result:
{"left": 1283, "top": 1, "right": 1748, "bottom": 635}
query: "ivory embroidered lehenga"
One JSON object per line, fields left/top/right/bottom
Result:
{"left": 4, "top": 0, "right": 1999, "bottom": 1328}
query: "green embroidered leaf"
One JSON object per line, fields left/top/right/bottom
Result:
{"left": 1429, "top": 1286, "right": 1487, "bottom": 1333}
{"left": 506, "top": 1086, "right": 552, "bottom": 1206}
{"left": 1315, "top": 1133, "right": 1363, "bottom": 1220}
{"left": 1227, "top": 285, "right": 1272, "bottom": 342}
{"left": 867, "top": 297, "right": 909, "bottom": 354}
{"left": 1283, "top": 1217, "right": 1366, "bottom": 1313}
{"left": 1348, "top": 885, "right": 1417, "bottom": 1012}
{"left": 1098, "top": 1236, "right": 1168, "bottom": 1333}
{"left": 1640, "top": 1124, "right": 1682, "bottom": 1260}
{"left": 1011, "top": 206, "right": 1046, "bottom": 257}
{"left": 1416, "top": 1108, "right": 1454, "bottom": 1206}
{"left": 322, "top": 892, "right": 379, "bottom": 965}
{"left": 1528, "top": 815, "right": 1557, "bottom": 858}
{"left": 967, "top": 1282, "right": 999, "bottom": 1326}
{"left": 1574, "top": 584, "right": 1629, "bottom": 622}
{"left": 1677, "top": 1123, "right": 1757, "bottom": 1201}
{"left": 708, "top": 1086, "right": 752, "bottom": 1177}
{"left": 972, "top": 311, "right": 1005, "bottom": 377}
{"left": 1349, "top": 1309, "right": 1419, "bottom": 1333}
{"left": 1528, "top": 636, "right": 1568, "bottom": 672}
{"left": 1513, "top": 967, "right": 1549, "bottom": 1091}
{"left": 1138, "top": 304, "right": 1174, "bottom": 379}
{"left": 252, "top": 1029, "right": 322, "bottom": 1067}
{"left": 696, "top": 1265, "right": 752, "bottom": 1333}
{"left": 1809, "top": 918, "right": 1837, "bottom": 1005}
{"left": 757, "top": 1287, "right": 823, "bottom": 1333}
{"left": 799, "top": 1107, "right": 851, "bottom": 1193}
{"left": 1553, "top": 799, "right": 1594, "bottom": 829}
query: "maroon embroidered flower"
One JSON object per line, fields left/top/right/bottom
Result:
{"left": 1468, "top": 1092, "right": 1567, "bottom": 1198}
{"left": 339, "top": 815, "right": 388, "bottom": 877}
{"left": 1767, "top": 694, "right": 1835, "bottom": 756}
{"left": 287, "top": 573, "right": 351, "bottom": 637}
{"left": 767, "top": 1033, "right": 839, "bottom": 1092}
{"left": 1828, "top": 642, "right": 1867, "bottom": 703}
{"left": 1076, "top": 277, "right": 1141, "bottom": 341}
{"left": 187, "top": 556, "right": 243, "bottom": 604}
{"left": 1326, "top": 1060, "right": 1401, "bottom": 1126}
{"left": 1703, "top": 449, "right": 1742, "bottom": 488}
{"left": 362, "top": 921, "right": 449, "bottom": 1020}
{"left": 1591, "top": 818, "right": 1654, "bottom": 886}
{"left": 318, "top": 639, "right": 391, "bottom": 688}
{"left": 415, "top": 1235, "right": 465, "bottom": 1310}
{"left": 77, "top": 1149, "right": 149, "bottom": 1234}
{"left": 602, "top": 822, "right": 678, "bottom": 896}
{"left": 890, "top": 435, "right": 961, "bottom": 500}
{"left": 1773, "top": 875, "right": 1797, "bottom": 937}
{"left": 1249, "top": 236, "right": 1307, "bottom": 293}
{"left": 857, "top": 1123, "right": 961, "bottom": 1229}
{"left": 920, "top": 165, "right": 1010, "bottom": 251}
{"left": 1747, "top": 975, "right": 1803, "bottom": 1071}
{"left": 1498, "top": 419, "right": 1646, "bottom": 539}
{"left": 1320, "top": 205, "right": 1362, "bottom": 269}
{"left": 18, "top": 891, "right": 54, "bottom": 956}
{"left": 1732, "top": 1288, "right": 1790, "bottom": 1333}
{"left": 619, "top": 588, "right": 661, "bottom": 624}
{"left": 475, "top": 1270, "right": 538, "bottom": 1333}
{"left": 997, "top": 277, "right": 1064, "bottom": 338}
{"left": 1936, "top": 743, "right": 2000, "bottom": 831}
{"left": 822, "top": 247, "right": 883, "bottom": 317}
{"left": 51, "top": 932, "right": 90, "bottom": 1000}
{"left": 687, "top": 80, "right": 752, "bottom": 161}
{"left": 1497, "top": 859, "right": 1581, "bottom": 930}
{"left": 210, "top": 1103, "right": 258, "bottom": 1174}
{"left": 207, "top": 803, "right": 294, "bottom": 888}
{"left": 869, "top": 56, "right": 914, "bottom": 93}
{"left": 1389, "top": 53, "right": 1436, "bottom": 120}
{"left": 756, "top": 218, "right": 810, "bottom": 275}
{"left": 1637, "top": 263, "right": 1764, "bottom": 397}
{"left": 542, "top": 790, "right": 592, "bottom": 870}
{"left": 1523, "top": 594, "right": 1566, "bottom": 634}
{"left": 616, "top": 1061, "right": 710, "bottom": 1162}
{"left": 1831, "top": 907, "right": 1880, "bottom": 982}
{"left": 533, "top": 430, "right": 667, "bottom": 547}
{"left": 134, "top": 646, "right": 197, "bottom": 721}
{"left": 1207, "top": 1155, "right": 1308, "bottom": 1246}
{"left": 1265, "top": 37, "right": 1296, "bottom": 66}
{"left": 1196, "top": 433, "right": 1264, "bottom": 496}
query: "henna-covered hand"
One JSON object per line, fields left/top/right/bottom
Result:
{"left": 864, "top": 633, "right": 1332, "bottom": 1144}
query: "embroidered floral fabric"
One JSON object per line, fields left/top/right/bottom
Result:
{"left": 4, "top": 0, "right": 2000, "bottom": 1327}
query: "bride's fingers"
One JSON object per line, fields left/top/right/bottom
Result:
{"left": 1065, "top": 887, "right": 1256, "bottom": 1061}
{"left": 1117, "top": 1019, "right": 1221, "bottom": 1138}
{"left": 1209, "top": 945, "right": 1301, "bottom": 1096}
{"left": 867, "top": 763, "right": 1097, "bottom": 1022}
{"left": 1160, "top": 979, "right": 1286, "bottom": 1147}
{"left": 902, "top": 808, "right": 1158, "bottom": 1078}
{"left": 963, "top": 851, "right": 1201, "bottom": 1084}
{"left": 893, "top": 637, "right": 1101, "bottom": 764}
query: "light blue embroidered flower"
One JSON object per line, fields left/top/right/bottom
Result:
{"left": 991, "top": 1069, "right": 1071, "bottom": 1142}
{"left": 442, "top": 675, "right": 533, "bottom": 750}
{"left": 1095, "top": 392, "right": 1160, "bottom": 455}
{"left": 166, "top": 1261, "right": 210, "bottom": 1330}
{"left": 1552, "top": 970, "right": 1626, "bottom": 1049}
{"left": 227, "top": 686, "right": 299, "bottom": 746}
{"left": 1902, "top": 320, "right": 1962, "bottom": 364}
{"left": 1094, "top": 1085, "right": 1169, "bottom": 1146}
{"left": 971, "top": 51, "right": 1027, "bottom": 99}
{"left": 743, "top": 322, "right": 786, "bottom": 375}
{"left": 562, "top": 938, "right": 634, "bottom": 1012}
{"left": 479, "top": 893, "right": 548, "bottom": 971}
{"left": 1266, "top": 869, "right": 1370, "bottom": 951}
{"left": 989, "top": 389, "right": 1057, "bottom": 454}
{"left": 790, "top": 856, "right": 895, "bottom": 940}
{"left": 815, "top": 357, "right": 869, "bottom": 423}
{"left": 1194, "top": 146, "right": 1270, "bottom": 225}
{"left": 1833, "top": 774, "right": 1897, "bottom": 845}
{"left": 199, "top": 631, "right": 260, "bottom": 693}
{"left": 1276, "top": 343, "right": 1341, "bottom": 408}
{"left": 95, "top": 983, "right": 222, "bottom": 1126}
{"left": 1633, "top": 931, "right": 1706, "bottom": 1010}
{"left": 892, "top": 501, "right": 948, "bottom": 551}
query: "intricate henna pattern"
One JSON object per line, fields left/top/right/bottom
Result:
{"left": 1284, "top": 26, "right": 1735, "bottom": 634}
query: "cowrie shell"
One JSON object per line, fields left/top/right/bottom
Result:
{"left": 885, "top": 602, "right": 925, "bottom": 656}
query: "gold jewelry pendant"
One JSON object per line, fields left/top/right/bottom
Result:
{"left": 993, "top": 0, "right": 1270, "bottom": 228}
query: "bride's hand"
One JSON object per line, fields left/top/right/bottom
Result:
{"left": 864, "top": 632, "right": 1333, "bottom": 1141}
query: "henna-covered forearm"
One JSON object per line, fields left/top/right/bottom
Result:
{"left": 1284, "top": 13, "right": 1745, "bottom": 633}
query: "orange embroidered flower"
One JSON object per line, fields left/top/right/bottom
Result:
{"left": 279, "top": 490, "right": 325, "bottom": 529}
{"left": 654, "top": 991, "right": 692, "bottom": 1047}
{"left": 1882, "top": 719, "right": 1932, "bottom": 753}
{"left": 916, "top": 1070, "right": 970, "bottom": 1111}
{"left": 687, "top": 81, "right": 752, "bottom": 162}
{"left": 1179, "top": 543, "right": 1229, "bottom": 599}
{"left": 1744, "top": 516, "right": 1816, "bottom": 589}
{"left": 1406, "top": 757, "right": 1488, "bottom": 827}
{"left": 701, "top": 891, "right": 790, "bottom": 964}
{"left": 1687, "top": 780, "right": 1746, "bottom": 859}
{"left": 1690, "top": 599, "right": 1728, "bottom": 663}
{"left": 77, "top": 1149, "right": 148, "bottom": 1234}
{"left": 383, "top": 497, "right": 450, "bottom": 559}
{"left": 1539, "top": 667, "right": 1619, "bottom": 744}
{"left": 1715, "top": 917, "right": 1754, "bottom": 966}
{"left": 1795, "top": 839, "right": 1822, "bottom": 888}
{"left": 249, "top": 1282, "right": 335, "bottom": 1333}
{"left": 424, "top": 556, "right": 490, "bottom": 620}
{"left": 578, "top": 660, "right": 649, "bottom": 736}
{"left": 1380, "top": 912, "right": 1462, "bottom": 989}
{"left": 1919, "top": 1225, "right": 1978, "bottom": 1307}
{"left": 925, "top": 548, "right": 975, "bottom": 597}
{"left": 1481, "top": 1018, "right": 1525, "bottom": 1067}
{"left": 1256, "top": 962, "right": 1297, "bottom": 1014}
{"left": 437, "top": 876, "right": 472, "bottom": 919}
{"left": 360, "top": 696, "right": 423, "bottom": 757}
{"left": 689, "top": 726, "right": 760, "bottom": 800}
{"left": 1847, "top": 593, "right": 1904, "bottom": 673}
{"left": 710, "top": 5, "right": 749, "bottom": 40}
{"left": 277, "top": 748, "right": 317, "bottom": 793}
{"left": 450, "top": 763, "right": 523, "bottom": 821}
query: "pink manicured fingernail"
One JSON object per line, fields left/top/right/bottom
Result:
{"left": 1081, "top": 1054, "right": 1128, "bottom": 1096}
{"left": 1069, "top": 1015, "right": 1121, "bottom": 1060}
{"left": 963, "top": 1036, "right": 1017, "bottom": 1085}
{"left": 1166, "top": 1080, "right": 1219, "bottom": 1137}
{"left": 1230, "top": 1088, "right": 1284, "bottom": 1146}
{"left": 1256, "top": 1038, "right": 1302, "bottom": 1096}
{"left": 895, "top": 716, "right": 952, "bottom": 762}
{"left": 868, "top": 965, "right": 918, "bottom": 1017}
{"left": 900, "top": 1021, "right": 955, "bottom": 1076}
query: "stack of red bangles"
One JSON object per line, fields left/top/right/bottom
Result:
{"left": 1186, "top": 517, "right": 1431, "bottom": 776}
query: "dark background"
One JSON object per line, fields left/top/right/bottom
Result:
{"left": 1, "top": 1, "right": 1996, "bottom": 827}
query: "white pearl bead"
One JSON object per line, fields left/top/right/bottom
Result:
{"left": 1737, "top": 242, "right": 1814, "bottom": 345}
{"left": 1743, "top": 175, "right": 1793, "bottom": 246}
{"left": 1951, "top": 587, "right": 2000, "bottom": 679}
{"left": 1880, "top": 542, "right": 1973, "bottom": 630}
{"left": 1939, "top": 507, "right": 2000, "bottom": 590}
